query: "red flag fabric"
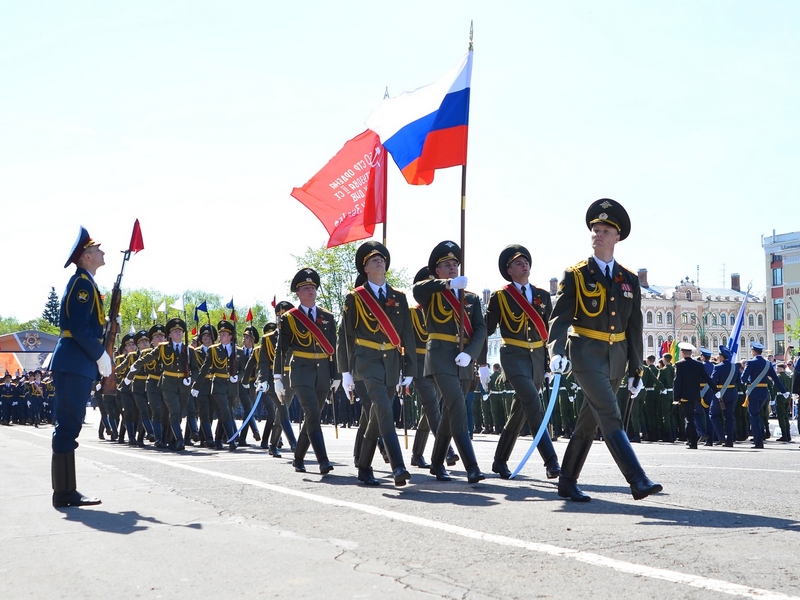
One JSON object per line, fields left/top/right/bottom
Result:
{"left": 271, "top": 295, "right": 276, "bottom": 308}
{"left": 222, "top": 312, "right": 227, "bottom": 320}
{"left": 291, "top": 130, "right": 386, "bottom": 248}
{"left": 230, "top": 310, "right": 237, "bottom": 322}
{"left": 245, "top": 309, "right": 253, "bottom": 322}
{"left": 191, "top": 326, "right": 197, "bottom": 336}
{"left": 128, "top": 219, "right": 145, "bottom": 254}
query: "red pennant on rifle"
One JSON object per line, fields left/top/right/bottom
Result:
{"left": 222, "top": 312, "right": 227, "bottom": 320}
{"left": 191, "top": 326, "right": 197, "bottom": 336}
{"left": 246, "top": 309, "right": 253, "bottom": 322}
{"left": 230, "top": 310, "right": 237, "bottom": 322}
{"left": 128, "top": 219, "right": 145, "bottom": 254}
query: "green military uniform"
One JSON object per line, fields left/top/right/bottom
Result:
{"left": 130, "top": 324, "right": 167, "bottom": 447}
{"left": 640, "top": 362, "right": 663, "bottom": 441}
{"left": 657, "top": 361, "right": 676, "bottom": 441}
{"left": 487, "top": 368, "right": 505, "bottom": 433}
{"left": 775, "top": 368, "right": 793, "bottom": 441}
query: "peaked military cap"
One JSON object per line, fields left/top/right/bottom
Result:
{"left": 585, "top": 198, "right": 631, "bottom": 241}
{"left": 718, "top": 345, "right": 732, "bottom": 359}
{"left": 498, "top": 244, "right": 531, "bottom": 282}
{"left": 291, "top": 268, "right": 320, "bottom": 293}
{"left": 64, "top": 226, "right": 100, "bottom": 268}
{"left": 120, "top": 333, "right": 136, "bottom": 346}
{"left": 678, "top": 342, "right": 695, "bottom": 352}
{"left": 148, "top": 323, "right": 167, "bottom": 339}
{"left": 699, "top": 347, "right": 712, "bottom": 358}
{"left": 262, "top": 322, "right": 277, "bottom": 335}
{"left": 199, "top": 323, "right": 218, "bottom": 343}
{"left": 217, "top": 320, "right": 235, "bottom": 335}
{"left": 166, "top": 317, "right": 187, "bottom": 333}
{"left": 413, "top": 266, "right": 431, "bottom": 284}
{"left": 275, "top": 300, "right": 294, "bottom": 317}
{"left": 355, "top": 241, "right": 390, "bottom": 277}
{"left": 428, "top": 240, "right": 462, "bottom": 275}
{"left": 134, "top": 329, "right": 149, "bottom": 344}
{"left": 243, "top": 325, "right": 259, "bottom": 340}
{"left": 750, "top": 342, "right": 764, "bottom": 351}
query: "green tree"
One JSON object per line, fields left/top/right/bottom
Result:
{"left": 42, "top": 287, "right": 60, "bottom": 326}
{"left": 291, "top": 242, "right": 410, "bottom": 317}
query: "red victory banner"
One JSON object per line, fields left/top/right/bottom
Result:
{"left": 291, "top": 129, "right": 386, "bottom": 248}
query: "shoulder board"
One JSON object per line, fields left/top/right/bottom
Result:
{"left": 567, "top": 260, "right": 588, "bottom": 272}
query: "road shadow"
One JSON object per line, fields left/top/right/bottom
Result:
{"left": 57, "top": 508, "right": 203, "bottom": 534}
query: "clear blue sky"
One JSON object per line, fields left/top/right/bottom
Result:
{"left": 2, "top": 1, "right": 798, "bottom": 321}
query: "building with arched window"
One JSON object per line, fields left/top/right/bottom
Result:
{"left": 763, "top": 229, "right": 800, "bottom": 359}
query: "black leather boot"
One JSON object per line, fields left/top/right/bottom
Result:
{"left": 357, "top": 437, "right": 380, "bottom": 485}
{"left": 452, "top": 432, "right": 485, "bottom": 483}
{"left": 309, "top": 429, "right": 333, "bottom": 474}
{"left": 429, "top": 427, "right": 451, "bottom": 481}
{"left": 170, "top": 423, "right": 185, "bottom": 451}
{"left": 293, "top": 430, "right": 310, "bottom": 472}
{"left": 492, "top": 425, "right": 517, "bottom": 479}
{"left": 353, "top": 427, "right": 364, "bottom": 468}
{"left": 411, "top": 427, "right": 430, "bottom": 467}
{"left": 382, "top": 434, "right": 411, "bottom": 486}
{"left": 558, "top": 435, "right": 593, "bottom": 502}
{"left": 52, "top": 452, "right": 101, "bottom": 508}
{"left": 604, "top": 429, "right": 662, "bottom": 500}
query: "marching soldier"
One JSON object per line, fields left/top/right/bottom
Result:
{"left": 1, "top": 373, "right": 14, "bottom": 425}
{"left": 338, "top": 241, "right": 416, "bottom": 486}
{"left": 274, "top": 269, "right": 338, "bottom": 474}
{"left": 269, "top": 301, "right": 299, "bottom": 453}
{"left": 548, "top": 199, "right": 661, "bottom": 502}
{"left": 710, "top": 345, "right": 739, "bottom": 447}
{"left": 242, "top": 322, "right": 281, "bottom": 456}
{"left": 50, "top": 226, "right": 109, "bottom": 507}
{"left": 481, "top": 244, "right": 561, "bottom": 481}
{"left": 742, "top": 342, "right": 788, "bottom": 448}
{"left": 640, "top": 355, "right": 663, "bottom": 441}
{"left": 236, "top": 325, "right": 261, "bottom": 446}
{"left": 774, "top": 362, "right": 793, "bottom": 442}
{"left": 128, "top": 324, "right": 168, "bottom": 448}
{"left": 673, "top": 343, "right": 716, "bottom": 450}
{"left": 413, "top": 240, "right": 487, "bottom": 483}
{"left": 115, "top": 333, "right": 139, "bottom": 445}
{"left": 657, "top": 354, "right": 676, "bottom": 442}
{"left": 127, "top": 330, "right": 155, "bottom": 446}
{"left": 192, "top": 323, "right": 218, "bottom": 447}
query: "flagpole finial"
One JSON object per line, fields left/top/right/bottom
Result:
{"left": 384, "top": 86, "right": 389, "bottom": 99}
{"left": 469, "top": 20, "right": 473, "bottom": 51}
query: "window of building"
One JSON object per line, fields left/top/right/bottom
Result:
{"left": 774, "top": 299, "right": 784, "bottom": 321}
{"left": 666, "top": 312, "right": 673, "bottom": 325}
{"left": 722, "top": 335, "right": 727, "bottom": 346}
{"left": 681, "top": 313, "right": 689, "bottom": 324}
{"left": 759, "top": 336, "right": 764, "bottom": 345}
{"left": 647, "top": 335, "right": 654, "bottom": 348}
{"left": 668, "top": 335, "right": 674, "bottom": 343}
{"left": 686, "top": 290, "right": 692, "bottom": 300}
{"left": 757, "top": 314, "right": 764, "bottom": 327}
{"left": 741, "top": 336, "right": 746, "bottom": 349}
{"left": 720, "top": 314, "right": 726, "bottom": 326}
{"left": 691, "top": 335, "right": 697, "bottom": 346}
{"left": 657, "top": 335, "right": 664, "bottom": 346}
{"left": 646, "top": 311, "right": 653, "bottom": 324}
{"left": 712, "top": 335, "right": 718, "bottom": 347}
{"left": 711, "top": 314, "right": 717, "bottom": 326}
{"left": 690, "top": 313, "right": 697, "bottom": 325}
{"left": 773, "top": 267, "right": 783, "bottom": 286}
{"left": 776, "top": 333, "right": 785, "bottom": 356}
{"left": 748, "top": 314, "right": 754, "bottom": 327}
{"left": 656, "top": 312, "right": 663, "bottom": 325}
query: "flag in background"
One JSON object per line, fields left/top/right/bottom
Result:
{"left": 156, "top": 300, "right": 166, "bottom": 313}
{"left": 170, "top": 295, "right": 184, "bottom": 311}
{"left": 129, "top": 324, "right": 135, "bottom": 335}
{"left": 150, "top": 308, "right": 157, "bottom": 321}
{"left": 366, "top": 52, "right": 472, "bottom": 185}
{"left": 726, "top": 285, "right": 751, "bottom": 360}
{"left": 136, "top": 309, "right": 142, "bottom": 320}
{"left": 194, "top": 300, "right": 208, "bottom": 323}
{"left": 246, "top": 309, "right": 253, "bottom": 322}
{"left": 128, "top": 219, "right": 145, "bottom": 254}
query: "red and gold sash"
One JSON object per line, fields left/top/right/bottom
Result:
{"left": 503, "top": 284, "right": 548, "bottom": 342}
{"left": 441, "top": 289, "right": 474, "bottom": 340}
{"left": 353, "top": 286, "right": 402, "bottom": 348}
{"left": 287, "top": 307, "right": 335, "bottom": 356}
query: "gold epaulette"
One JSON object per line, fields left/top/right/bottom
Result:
{"left": 567, "top": 260, "right": 588, "bottom": 272}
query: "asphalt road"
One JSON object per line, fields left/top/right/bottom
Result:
{"left": 2, "top": 411, "right": 799, "bottom": 600}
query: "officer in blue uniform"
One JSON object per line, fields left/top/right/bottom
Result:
{"left": 697, "top": 347, "right": 715, "bottom": 445}
{"left": 710, "top": 345, "right": 739, "bottom": 447}
{"left": 673, "top": 343, "right": 716, "bottom": 449}
{"left": 50, "top": 227, "right": 111, "bottom": 508}
{"left": 1, "top": 373, "right": 14, "bottom": 425}
{"left": 741, "top": 342, "right": 788, "bottom": 448}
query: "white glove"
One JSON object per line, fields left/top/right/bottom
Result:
{"left": 95, "top": 383, "right": 102, "bottom": 391}
{"left": 784, "top": 392, "right": 791, "bottom": 399}
{"left": 449, "top": 276, "right": 468, "bottom": 290}
{"left": 549, "top": 355, "right": 569, "bottom": 374}
{"left": 330, "top": 379, "right": 341, "bottom": 391}
{"left": 27, "top": 400, "right": 31, "bottom": 407}
{"left": 401, "top": 376, "right": 413, "bottom": 387}
{"left": 96, "top": 352, "right": 113, "bottom": 378}
{"left": 123, "top": 378, "right": 132, "bottom": 386}
{"left": 715, "top": 391, "right": 722, "bottom": 399}
{"left": 660, "top": 389, "right": 667, "bottom": 395}
{"left": 569, "top": 396, "right": 575, "bottom": 403}
{"left": 128, "top": 366, "right": 137, "bottom": 374}
{"left": 242, "top": 383, "right": 250, "bottom": 389}
{"left": 545, "top": 372, "right": 554, "bottom": 383}
{"left": 116, "top": 314, "right": 123, "bottom": 327}
{"left": 455, "top": 352, "right": 472, "bottom": 367}
{"left": 257, "top": 381, "right": 269, "bottom": 392}
{"left": 342, "top": 372, "right": 354, "bottom": 400}
{"left": 397, "top": 375, "right": 413, "bottom": 394}
{"left": 627, "top": 377, "right": 643, "bottom": 396}
{"left": 190, "top": 389, "right": 199, "bottom": 398}
{"left": 229, "top": 375, "right": 238, "bottom": 384}
{"left": 274, "top": 378, "right": 285, "bottom": 398}
{"left": 182, "top": 377, "right": 191, "bottom": 386}
{"left": 478, "top": 365, "right": 491, "bottom": 388}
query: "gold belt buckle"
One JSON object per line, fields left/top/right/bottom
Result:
{"left": 379, "top": 343, "right": 386, "bottom": 351}
{"left": 608, "top": 333, "right": 615, "bottom": 345}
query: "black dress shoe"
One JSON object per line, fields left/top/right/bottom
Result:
{"left": 410, "top": 454, "right": 430, "bottom": 468}
{"left": 319, "top": 461, "right": 334, "bottom": 474}
{"left": 466, "top": 466, "right": 486, "bottom": 484}
{"left": 253, "top": 431, "right": 261, "bottom": 442}
{"left": 228, "top": 442, "right": 238, "bottom": 451}
{"left": 630, "top": 476, "right": 663, "bottom": 500}
{"left": 238, "top": 440, "right": 250, "bottom": 447}
{"left": 269, "top": 445, "right": 282, "bottom": 458}
{"left": 446, "top": 448, "right": 459, "bottom": 466}
{"left": 392, "top": 467, "right": 411, "bottom": 487}
{"left": 52, "top": 491, "right": 102, "bottom": 508}
{"left": 545, "top": 464, "right": 561, "bottom": 479}
{"left": 293, "top": 459, "right": 306, "bottom": 472}
{"left": 191, "top": 432, "right": 200, "bottom": 442}
{"left": 358, "top": 468, "right": 380, "bottom": 486}
{"left": 491, "top": 460, "right": 512, "bottom": 479}
{"left": 558, "top": 478, "right": 591, "bottom": 502}
{"left": 429, "top": 464, "right": 451, "bottom": 481}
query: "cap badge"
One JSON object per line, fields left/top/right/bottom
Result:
{"left": 600, "top": 200, "right": 612, "bottom": 209}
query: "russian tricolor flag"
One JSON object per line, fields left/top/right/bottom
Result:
{"left": 366, "top": 52, "right": 472, "bottom": 186}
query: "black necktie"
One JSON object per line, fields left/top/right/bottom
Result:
{"left": 175, "top": 343, "right": 181, "bottom": 354}
{"left": 520, "top": 285, "right": 528, "bottom": 303}
{"left": 605, "top": 265, "right": 611, "bottom": 281}
{"left": 378, "top": 287, "right": 386, "bottom": 303}
{"left": 307, "top": 307, "right": 314, "bottom": 322}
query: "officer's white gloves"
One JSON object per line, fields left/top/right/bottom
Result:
{"left": 229, "top": 375, "right": 238, "bottom": 384}
{"left": 544, "top": 372, "right": 554, "bottom": 383}
{"left": 784, "top": 391, "right": 791, "bottom": 399}
{"left": 123, "top": 377, "right": 132, "bottom": 386}
{"left": 397, "top": 375, "right": 413, "bottom": 393}
{"left": 242, "top": 383, "right": 250, "bottom": 389}
{"left": 627, "top": 377, "right": 643, "bottom": 396}
{"left": 342, "top": 372, "right": 354, "bottom": 400}
{"left": 449, "top": 276, "right": 468, "bottom": 290}
{"left": 190, "top": 389, "right": 199, "bottom": 398}
{"left": 96, "top": 352, "right": 113, "bottom": 378}
{"left": 330, "top": 379, "right": 341, "bottom": 391}
{"left": 95, "top": 383, "right": 102, "bottom": 391}
{"left": 273, "top": 376, "right": 285, "bottom": 398}
{"left": 715, "top": 391, "right": 722, "bottom": 399}
{"left": 549, "top": 355, "right": 570, "bottom": 374}
{"left": 257, "top": 381, "right": 269, "bottom": 393}
{"left": 182, "top": 377, "right": 191, "bottom": 386}
{"left": 455, "top": 352, "right": 472, "bottom": 367}
{"left": 478, "top": 365, "right": 491, "bottom": 389}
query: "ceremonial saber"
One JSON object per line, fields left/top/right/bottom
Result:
{"left": 227, "top": 388, "right": 264, "bottom": 444}
{"left": 510, "top": 373, "right": 560, "bottom": 479}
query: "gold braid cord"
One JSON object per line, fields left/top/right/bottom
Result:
{"left": 572, "top": 268, "right": 606, "bottom": 318}
{"left": 210, "top": 347, "right": 228, "bottom": 371}
{"left": 353, "top": 294, "right": 382, "bottom": 334}
{"left": 158, "top": 345, "right": 175, "bottom": 367}
{"left": 286, "top": 313, "right": 313, "bottom": 348}
{"left": 497, "top": 290, "right": 526, "bottom": 334}
{"left": 411, "top": 307, "right": 429, "bottom": 343}
{"left": 428, "top": 293, "right": 455, "bottom": 325}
